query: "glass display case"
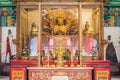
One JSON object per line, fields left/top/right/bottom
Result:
{"left": 14, "top": 0, "right": 104, "bottom": 67}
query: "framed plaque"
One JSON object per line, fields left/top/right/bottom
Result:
{"left": 94, "top": 67, "right": 110, "bottom": 80}
{"left": 10, "top": 67, "right": 27, "bottom": 80}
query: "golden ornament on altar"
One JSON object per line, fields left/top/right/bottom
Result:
{"left": 56, "top": 43, "right": 65, "bottom": 67}
{"left": 57, "top": 43, "right": 64, "bottom": 58}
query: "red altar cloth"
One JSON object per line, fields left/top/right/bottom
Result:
{"left": 11, "top": 60, "right": 110, "bottom": 67}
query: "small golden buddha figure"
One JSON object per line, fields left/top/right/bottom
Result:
{"left": 31, "top": 22, "right": 38, "bottom": 36}
{"left": 82, "top": 21, "right": 89, "bottom": 36}
{"left": 56, "top": 43, "right": 65, "bottom": 67}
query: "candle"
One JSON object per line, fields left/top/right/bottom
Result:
{"left": 47, "top": 51, "right": 49, "bottom": 67}
{"left": 71, "top": 51, "right": 74, "bottom": 67}
{"left": 37, "top": 51, "right": 41, "bottom": 67}
{"left": 80, "top": 50, "right": 82, "bottom": 67}
{"left": 70, "top": 37, "right": 72, "bottom": 50}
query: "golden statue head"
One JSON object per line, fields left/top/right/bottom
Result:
{"left": 85, "top": 21, "right": 89, "bottom": 29}
{"left": 31, "top": 22, "right": 38, "bottom": 36}
{"left": 83, "top": 21, "right": 90, "bottom": 36}
{"left": 59, "top": 43, "right": 63, "bottom": 46}
{"left": 55, "top": 9, "right": 66, "bottom": 26}
{"left": 88, "top": 29, "right": 94, "bottom": 37}
{"left": 56, "top": 8, "right": 64, "bottom": 18}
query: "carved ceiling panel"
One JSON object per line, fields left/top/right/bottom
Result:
{"left": 12, "top": 0, "right": 104, "bottom": 2}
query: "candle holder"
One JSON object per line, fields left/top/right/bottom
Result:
{"left": 71, "top": 61, "right": 74, "bottom": 67}
{"left": 37, "top": 52, "right": 41, "bottom": 67}
{"left": 70, "top": 51, "right": 74, "bottom": 67}
{"left": 80, "top": 50, "right": 83, "bottom": 67}
{"left": 47, "top": 51, "right": 50, "bottom": 67}
{"left": 47, "top": 60, "right": 50, "bottom": 67}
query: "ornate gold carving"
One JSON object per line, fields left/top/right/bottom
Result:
{"left": 54, "top": 71, "right": 67, "bottom": 76}
{"left": 12, "top": 39, "right": 19, "bottom": 45}
{"left": 29, "top": 69, "right": 92, "bottom": 80}
{"left": 101, "top": 39, "right": 108, "bottom": 45}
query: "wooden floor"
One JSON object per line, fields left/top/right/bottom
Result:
{"left": 0, "top": 76, "right": 120, "bottom": 80}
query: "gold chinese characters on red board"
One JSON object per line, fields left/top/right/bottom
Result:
{"left": 10, "top": 67, "right": 26, "bottom": 80}
{"left": 95, "top": 68, "right": 110, "bottom": 80}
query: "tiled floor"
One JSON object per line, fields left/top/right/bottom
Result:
{"left": 0, "top": 76, "right": 9, "bottom": 80}
{"left": 111, "top": 76, "right": 120, "bottom": 80}
{"left": 0, "top": 76, "right": 120, "bottom": 80}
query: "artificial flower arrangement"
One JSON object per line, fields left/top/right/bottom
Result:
{"left": 91, "top": 46, "right": 98, "bottom": 60}
{"left": 21, "top": 46, "right": 30, "bottom": 59}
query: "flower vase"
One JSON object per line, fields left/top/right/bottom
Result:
{"left": 24, "top": 56, "right": 29, "bottom": 60}
{"left": 21, "top": 56, "right": 29, "bottom": 60}
{"left": 92, "top": 56, "right": 98, "bottom": 60}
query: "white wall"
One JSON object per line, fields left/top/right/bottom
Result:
{"left": 104, "top": 27, "right": 120, "bottom": 63}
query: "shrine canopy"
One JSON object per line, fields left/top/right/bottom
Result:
{"left": 0, "top": 0, "right": 15, "bottom": 6}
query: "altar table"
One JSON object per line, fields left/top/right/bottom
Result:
{"left": 27, "top": 67, "right": 93, "bottom": 80}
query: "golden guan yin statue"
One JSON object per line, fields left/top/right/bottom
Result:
{"left": 54, "top": 9, "right": 67, "bottom": 35}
